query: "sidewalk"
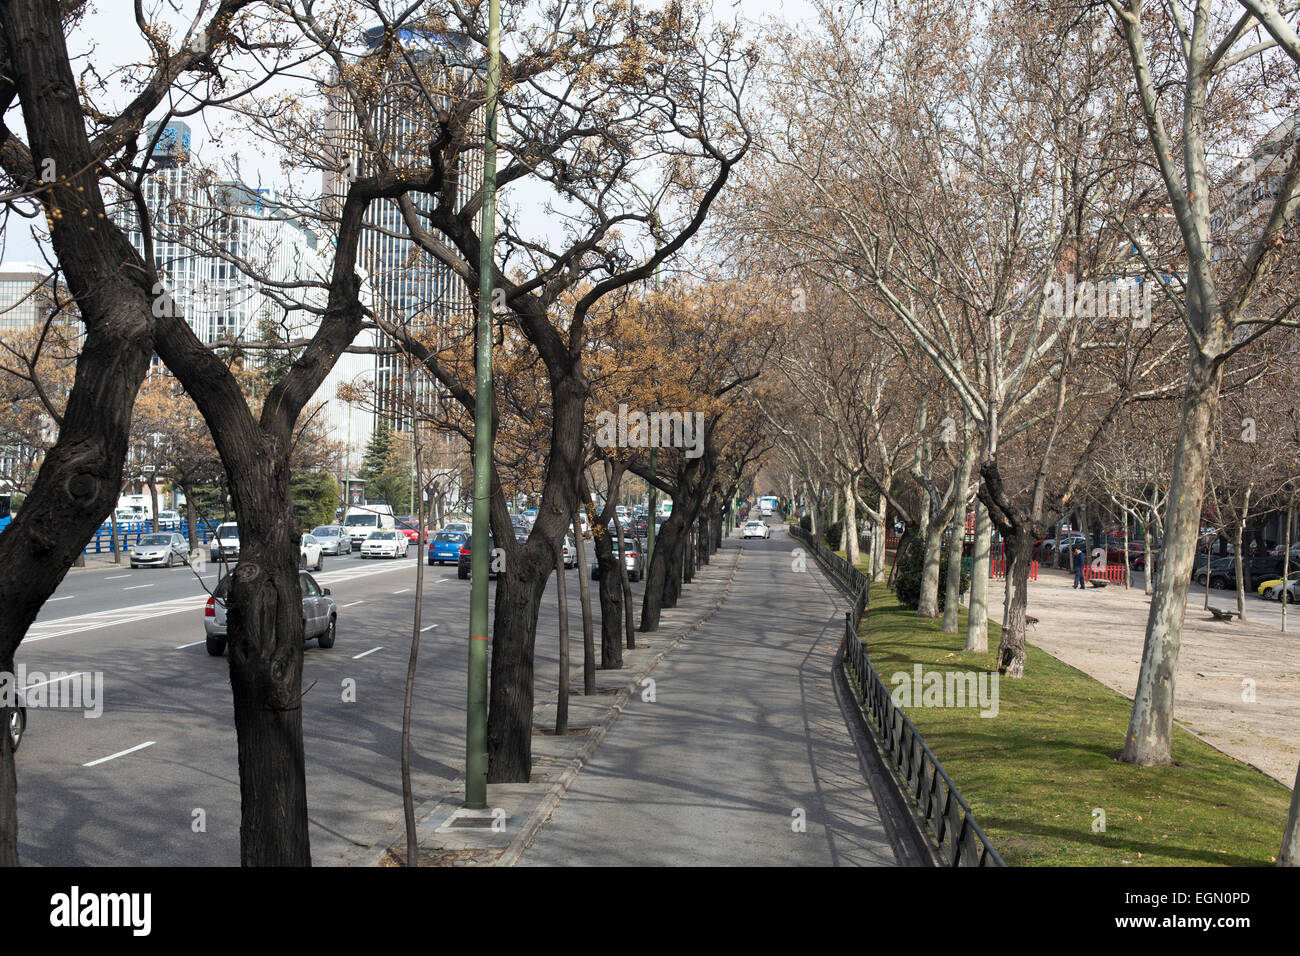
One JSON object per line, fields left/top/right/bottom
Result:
{"left": 991, "top": 567, "right": 1300, "bottom": 786}
{"left": 363, "top": 541, "right": 747, "bottom": 866}
{"left": 513, "top": 528, "right": 897, "bottom": 866}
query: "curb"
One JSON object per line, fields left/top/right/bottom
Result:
{"left": 370, "top": 543, "right": 744, "bottom": 867}
{"left": 495, "top": 544, "right": 743, "bottom": 866}
{"left": 801, "top": 546, "right": 946, "bottom": 866}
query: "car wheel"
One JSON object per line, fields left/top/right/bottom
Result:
{"left": 8, "top": 707, "right": 25, "bottom": 751}
{"left": 166, "top": 553, "right": 174, "bottom": 568}
{"left": 458, "top": 567, "right": 469, "bottom": 579}
{"left": 316, "top": 553, "right": 324, "bottom": 572}
{"left": 300, "top": 554, "right": 306, "bottom": 569}
{"left": 206, "top": 636, "right": 227, "bottom": 657}
{"left": 318, "top": 616, "right": 337, "bottom": 649}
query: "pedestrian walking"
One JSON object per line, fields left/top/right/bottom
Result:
{"left": 1073, "top": 543, "right": 1086, "bottom": 589}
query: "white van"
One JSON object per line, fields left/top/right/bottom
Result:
{"left": 344, "top": 504, "right": 395, "bottom": 547}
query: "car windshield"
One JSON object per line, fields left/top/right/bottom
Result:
{"left": 369, "top": 531, "right": 397, "bottom": 540}
{"left": 215, "top": 525, "right": 238, "bottom": 539}
{"left": 139, "top": 534, "right": 171, "bottom": 546}
{"left": 435, "top": 532, "right": 464, "bottom": 543}
{"left": 313, "top": 527, "right": 338, "bottom": 537}
{"left": 345, "top": 514, "right": 378, "bottom": 527}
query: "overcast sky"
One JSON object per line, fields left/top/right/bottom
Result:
{"left": 0, "top": 0, "right": 822, "bottom": 269}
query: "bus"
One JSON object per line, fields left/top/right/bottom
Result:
{"left": 0, "top": 493, "right": 10, "bottom": 534}
{"left": 759, "top": 495, "right": 780, "bottom": 517}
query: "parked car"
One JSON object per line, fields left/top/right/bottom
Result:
{"left": 155, "top": 510, "right": 181, "bottom": 528}
{"left": 204, "top": 570, "right": 337, "bottom": 656}
{"left": 300, "top": 533, "right": 325, "bottom": 571}
{"left": 8, "top": 700, "right": 25, "bottom": 751}
{"left": 1193, "top": 556, "right": 1248, "bottom": 590}
{"left": 208, "top": 522, "right": 240, "bottom": 563}
{"left": 1259, "top": 569, "right": 1300, "bottom": 599}
{"left": 428, "top": 530, "right": 467, "bottom": 565}
{"left": 130, "top": 532, "right": 190, "bottom": 569}
{"left": 361, "top": 529, "right": 409, "bottom": 559}
{"left": 457, "top": 533, "right": 498, "bottom": 580}
{"left": 742, "top": 520, "right": 770, "bottom": 540}
{"left": 311, "top": 525, "right": 352, "bottom": 555}
{"left": 591, "top": 533, "right": 645, "bottom": 582}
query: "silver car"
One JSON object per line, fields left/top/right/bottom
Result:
{"left": 130, "top": 532, "right": 190, "bottom": 568}
{"left": 311, "top": 525, "right": 352, "bottom": 555}
{"left": 203, "top": 570, "right": 337, "bottom": 656}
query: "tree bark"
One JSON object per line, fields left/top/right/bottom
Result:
{"left": 554, "top": 540, "right": 569, "bottom": 736}
{"left": 994, "top": 529, "right": 1033, "bottom": 677}
{"left": 1122, "top": 351, "right": 1224, "bottom": 766}
{"left": 572, "top": 510, "right": 595, "bottom": 695}
{"left": 965, "top": 500, "right": 991, "bottom": 652}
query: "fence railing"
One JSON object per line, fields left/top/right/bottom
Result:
{"left": 1082, "top": 564, "right": 1127, "bottom": 584}
{"left": 793, "top": 523, "right": 1006, "bottom": 868}
{"left": 990, "top": 558, "right": 1039, "bottom": 581}
{"left": 790, "top": 525, "right": 870, "bottom": 616}
{"left": 841, "top": 615, "right": 1006, "bottom": 867}
{"left": 83, "top": 520, "right": 218, "bottom": 556}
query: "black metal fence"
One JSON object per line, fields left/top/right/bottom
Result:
{"left": 792, "top": 524, "right": 1005, "bottom": 867}
{"left": 790, "top": 525, "right": 869, "bottom": 618}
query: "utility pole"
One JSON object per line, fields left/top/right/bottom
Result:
{"left": 466, "top": 0, "right": 500, "bottom": 812}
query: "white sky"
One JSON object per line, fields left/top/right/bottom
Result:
{"left": 0, "top": 0, "right": 822, "bottom": 268}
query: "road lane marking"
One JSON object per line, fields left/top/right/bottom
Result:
{"left": 24, "top": 671, "right": 85, "bottom": 691}
{"left": 83, "top": 741, "right": 155, "bottom": 767}
{"left": 420, "top": 624, "right": 439, "bottom": 632}
{"left": 341, "top": 601, "right": 364, "bottom": 608}
{"left": 352, "top": 646, "right": 383, "bottom": 659}
{"left": 122, "top": 584, "right": 154, "bottom": 591}
{"left": 46, "top": 596, "right": 76, "bottom": 602}
{"left": 393, "top": 588, "right": 410, "bottom": 594}
{"left": 104, "top": 575, "right": 130, "bottom": 580}
{"left": 175, "top": 640, "right": 205, "bottom": 649}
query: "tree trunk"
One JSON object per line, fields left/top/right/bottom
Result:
{"left": 594, "top": 520, "right": 623, "bottom": 669}
{"left": 616, "top": 517, "right": 636, "bottom": 650}
{"left": 917, "top": 496, "right": 945, "bottom": 619}
{"left": 1122, "top": 351, "right": 1224, "bottom": 766}
{"left": 994, "top": 529, "right": 1033, "bottom": 677}
{"left": 942, "top": 441, "right": 975, "bottom": 633}
{"left": 965, "top": 500, "right": 991, "bottom": 652}
{"left": 185, "top": 487, "right": 199, "bottom": 553}
{"left": 1281, "top": 757, "right": 1300, "bottom": 865}
{"left": 843, "top": 476, "right": 860, "bottom": 566}
{"left": 572, "top": 511, "right": 595, "bottom": 695}
{"left": 1235, "top": 485, "right": 1252, "bottom": 621}
{"left": 554, "top": 541, "right": 569, "bottom": 736}
{"left": 1144, "top": 510, "right": 1155, "bottom": 596}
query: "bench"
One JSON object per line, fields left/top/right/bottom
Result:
{"left": 1208, "top": 606, "right": 1240, "bottom": 622}
{"left": 1088, "top": 578, "right": 1108, "bottom": 588}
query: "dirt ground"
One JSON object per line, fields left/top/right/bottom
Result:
{"left": 987, "top": 568, "right": 1300, "bottom": 788}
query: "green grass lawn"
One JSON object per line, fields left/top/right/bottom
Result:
{"left": 860, "top": 582, "right": 1292, "bottom": 866}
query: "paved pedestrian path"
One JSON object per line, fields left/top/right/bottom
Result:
{"left": 517, "top": 527, "right": 898, "bottom": 866}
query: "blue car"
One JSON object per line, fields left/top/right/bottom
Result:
{"left": 428, "top": 530, "right": 467, "bottom": 566}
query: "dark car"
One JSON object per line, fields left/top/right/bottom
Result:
{"left": 457, "top": 533, "right": 498, "bottom": 580}
{"left": 1194, "top": 556, "right": 1250, "bottom": 590}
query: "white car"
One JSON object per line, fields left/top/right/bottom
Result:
{"left": 562, "top": 534, "right": 577, "bottom": 568}
{"left": 743, "top": 520, "right": 770, "bottom": 540}
{"left": 361, "top": 529, "right": 410, "bottom": 559}
{"left": 1265, "top": 578, "right": 1298, "bottom": 603}
{"left": 155, "top": 510, "right": 181, "bottom": 528}
{"left": 300, "top": 533, "right": 325, "bottom": 571}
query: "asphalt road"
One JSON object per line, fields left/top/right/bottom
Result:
{"left": 517, "top": 523, "right": 898, "bottom": 867}
{"left": 12, "top": 538, "right": 641, "bottom": 866}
